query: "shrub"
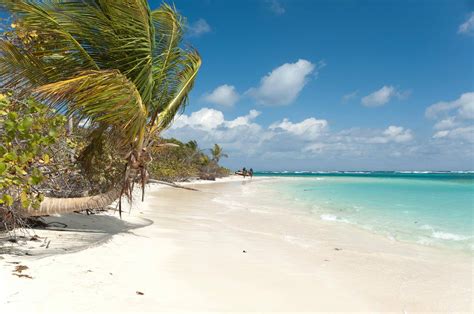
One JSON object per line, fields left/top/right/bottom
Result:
{"left": 0, "top": 93, "right": 65, "bottom": 229}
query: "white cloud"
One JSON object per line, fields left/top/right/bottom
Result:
{"left": 425, "top": 92, "right": 474, "bottom": 120}
{"left": 165, "top": 107, "right": 473, "bottom": 170}
{"left": 361, "top": 86, "right": 396, "bottom": 107}
{"left": 458, "top": 97, "right": 474, "bottom": 119}
{"left": 458, "top": 12, "right": 474, "bottom": 35}
{"left": 361, "top": 85, "right": 411, "bottom": 107}
{"left": 433, "top": 117, "right": 458, "bottom": 130}
{"left": 246, "top": 59, "right": 316, "bottom": 106}
{"left": 188, "top": 18, "right": 211, "bottom": 37}
{"left": 302, "top": 126, "right": 414, "bottom": 158}
{"left": 266, "top": 0, "right": 285, "bottom": 15}
{"left": 226, "top": 109, "right": 261, "bottom": 128}
{"left": 342, "top": 90, "right": 358, "bottom": 103}
{"left": 426, "top": 92, "right": 474, "bottom": 143}
{"left": 170, "top": 108, "right": 261, "bottom": 132}
{"left": 167, "top": 108, "right": 263, "bottom": 155}
{"left": 172, "top": 108, "right": 225, "bottom": 130}
{"left": 269, "top": 118, "right": 328, "bottom": 139}
{"left": 433, "top": 126, "right": 474, "bottom": 143}
{"left": 381, "top": 126, "right": 414, "bottom": 143}
{"left": 166, "top": 108, "right": 419, "bottom": 166}
{"left": 202, "top": 84, "right": 239, "bottom": 107}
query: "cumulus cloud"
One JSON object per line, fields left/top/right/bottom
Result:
{"left": 171, "top": 108, "right": 262, "bottom": 131}
{"left": 166, "top": 108, "right": 263, "bottom": 155}
{"left": 269, "top": 118, "right": 328, "bottom": 140}
{"left": 361, "top": 85, "right": 400, "bottom": 107}
{"left": 425, "top": 92, "right": 474, "bottom": 120}
{"left": 433, "top": 117, "right": 458, "bottom": 130}
{"left": 246, "top": 59, "right": 317, "bottom": 106}
{"left": 425, "top": 92, "right": 474, "bottom": 143}
{"left": 266, "top": 0, "right": 285, "bottom": 15}
{"left": 302, "top": 126, "right": 414, "bottom": 157}
{"left": 226, "top": 109, "right": 261, "bottom": 128}
{"left": 188, "top": 19, "right": 211, "bottom": 37}
{"left": 164, "top": 106, "right": 472, "bottom": 169}
{"left": 371, "top": 126, "right": 414, "bottom": 143}
{"left": 458, "top": 12, "right": 474, "bottom": 35}
{"left": 202, "top": 84, "right": 239, "bottom": 107}
{"left": 172, "top": 107, "right": 224, "bottom": 130}
{"left": 433, "top": 126, "right": 474, "bottom": 143}
{"left": 166, "top": 108, "right": 418, "bottom": 166}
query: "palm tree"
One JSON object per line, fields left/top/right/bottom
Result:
{"left": 210, "top": 144, "right": 228, "bottom": 163}
{"left": 0, "top": 1, "right": 201, "bottom": 216}
{"left": 185, "top": 140, "right": 199, "bottom": 152}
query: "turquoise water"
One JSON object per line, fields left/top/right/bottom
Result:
{"left": 256, "top": 172, "right": 474, "bottom": 251}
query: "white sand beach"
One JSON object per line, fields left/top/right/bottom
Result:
{"left": 1, "top": 177, "right": 473, "bottom": 312}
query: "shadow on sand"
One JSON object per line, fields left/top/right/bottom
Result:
{"left": 0, "top": 212, "right": 153, "bottom": 258}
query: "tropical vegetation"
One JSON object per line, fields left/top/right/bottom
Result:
{"left": 150, "top": 139, "right": 229, "bottom": 182}
{"left": 0, "top": 1, "right": 229, "bottom": 229}
{"left": 0, "top": 93, "right": 65, "bottom": 229}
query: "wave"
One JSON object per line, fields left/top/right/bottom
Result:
{"left": 397, "top": 171, "right": 433, "bottom": 174}
{"left": 419, "top": 224, "right": 434, "bottom": 231}
{"left": 258, "top": 170, "right": 474, "bottom": 174}
{"left": 432, "top": 231, "right": 471, "bottom": 241}
{"left": 396, "top": 170, "right": 474, "bottom": 174}
{"left": 420, "top": 225, "right": 471, "bottom": 241}
{"left": 320, "top": 214, "right": 350, "bottom": 223}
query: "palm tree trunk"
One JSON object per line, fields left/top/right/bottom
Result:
{"left": 24, "top": 186, "right": 122, "bottom": 216}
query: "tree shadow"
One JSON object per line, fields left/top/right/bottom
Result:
{"left": 0, "top": 212, "right": 153, "bottom": 257}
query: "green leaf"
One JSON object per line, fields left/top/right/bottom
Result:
{"left": 21, "top": 117, "right": 34, "bottom": 130}
{"left": 2, "top": 194, "right": 14, "bottom": 206}
{"left": 20, "top": 191, "right": 30, "bottom": 208}
{"left": 0, "top": 162, "right": 6, "bottom": 175}
{"left": 42, "top": 154, "right": 50, "bottom": 164}
{"left": 3, "top": 152, "right": 17, "bottom": 161}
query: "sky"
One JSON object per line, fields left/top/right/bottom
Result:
{"left": 153, "top": 0, "right": 474, "bottom": 171}
{"left": 3, "top": 1, "right": 474, "bottom": 171}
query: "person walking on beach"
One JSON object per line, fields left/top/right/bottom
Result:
{"left": 249, "top": 168, "right": 254, "bottom": 178}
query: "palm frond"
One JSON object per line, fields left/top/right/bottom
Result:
{"left": 150, "top": 3, "right": 184, "bottom": 113}
{"left": 1, "top": 0, "right": 156, "bottom": 105}
{"left": 95, "top": 0, "right": 155, "bottom": 105}
{"left": 0, "top": 40, "right": 46, "bottom": 93}
{"left": 0, "top": 1, "right": 99, "bottom": 71}
{"left": 150, "top": 49, "right": 201, "bottom": 135}
{"left": 34, "top": 70, "right": 148, "bottom": 148}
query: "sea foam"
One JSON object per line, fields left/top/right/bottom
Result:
{"left": 320, "top": 214, "right": 350, "bottom": 223}
{"left": 432, "top": 231, "right": 471, "bottom": 241}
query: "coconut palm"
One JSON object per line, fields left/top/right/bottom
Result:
{"left": 185, "top": 140, "right": 199, "bottom": 152}
{"left": 0, "top": 1, "right": 201, "bottom": 216}
{"left": 210, "top": 144, "right": 228, "bottom": 163}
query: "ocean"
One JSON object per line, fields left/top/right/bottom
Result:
{"left": 254, "top": 171, "right": 474, "bottom": 251}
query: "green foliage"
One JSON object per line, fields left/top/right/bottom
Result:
{"left": 0, "top": 1, "right": 202, "bottom": 206}
{"left": 149, "top": 138, "right": 230, "bottom": 182}
{"left": 149, "top": 139, "right": 200, "bottom": 182}
{"left": 76, "top": 133, "right": 126, "bottom": 194}
{"left": 210, "top": 144, "right": 228, "bottom": 163}
{"left": 0, "top": 1, "right": 201, "bottom": 150}
{"left": 0, "top": 93, "right": 65, "bottom": 225}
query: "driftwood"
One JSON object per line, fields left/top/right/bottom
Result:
{"left": 147, "top": 179, "right": 199, "bottom": 191}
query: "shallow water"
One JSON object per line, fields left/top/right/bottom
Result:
{"left": 254, "top": 172, "right": 474, "bottom": 251}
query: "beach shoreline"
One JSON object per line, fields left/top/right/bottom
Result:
{"left": 1, "top": 176, "right": 473, "bottom": 312}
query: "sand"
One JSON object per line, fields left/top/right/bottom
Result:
{"left": 1, "top": 177, "right": 473, "bottom": 312}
